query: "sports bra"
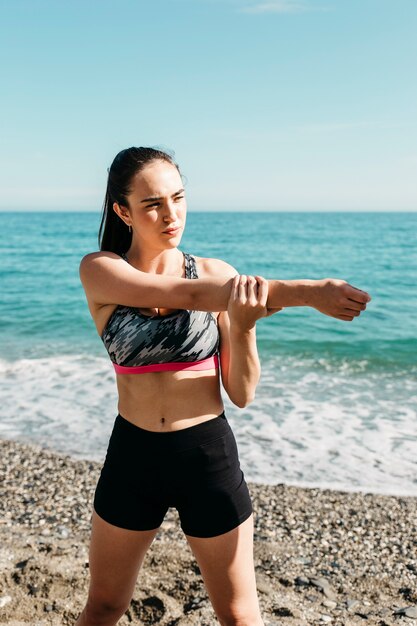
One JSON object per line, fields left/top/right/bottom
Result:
{"left": 101, "top": 251, "right": 220, "bottom": 374}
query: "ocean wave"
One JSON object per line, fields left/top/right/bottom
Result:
{"left": 1, "top": 353, "right": 416, "bottom": 496}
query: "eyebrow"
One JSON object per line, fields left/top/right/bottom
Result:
{"left": 140, "top": 188, "right": 185, "bottom": 204}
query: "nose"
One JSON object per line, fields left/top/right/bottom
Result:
{"left": 163, "top": 200, "right": 179, "bottom": 222}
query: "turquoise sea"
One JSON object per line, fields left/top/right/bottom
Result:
{"left": 1, "top": 211, "right": 416, "bottom": 496}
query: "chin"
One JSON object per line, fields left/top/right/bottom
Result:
{"left": 163, "top": 234, "right": 183, "bottom": 248}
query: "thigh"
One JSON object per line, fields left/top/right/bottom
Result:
{"left": 87, "top": 416, "right": 170, "bottom": 609}
{"left": 173, "top": 427, "right": 253, "bottom": 538}
{"left": 93, "top": 414, "right": 170, "bottom": 531}
{"left": 185, "top": 513, "right": 262, "bottom": 624}
{"left": 87, "top": 509, "right": 160, "bottom": 611}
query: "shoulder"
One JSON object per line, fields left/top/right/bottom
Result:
{"left": 191, "top": 255, "right": 239, "bottom": 280}
{"left": 80, "top": 250, "right": 121, "bottom": 266}
{"left": 79, "top": 251, "right": 122, "bottom": 278}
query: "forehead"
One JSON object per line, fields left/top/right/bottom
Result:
{"left": 129, "top": 160, "right": 181, "bottom": 197}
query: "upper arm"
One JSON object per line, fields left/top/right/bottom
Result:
{"left": 79, "top": 252, "right": 197, "bottom": 310}
{"left": 79, "top": 251, "right": 239, "bottom": 319}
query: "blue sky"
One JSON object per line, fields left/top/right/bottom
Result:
{"left": 1, "top": 0, "right": 416, "bottom": 211}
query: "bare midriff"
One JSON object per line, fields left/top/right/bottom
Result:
{"left": 115, "top": 367, "right": 225, "bottom": 432}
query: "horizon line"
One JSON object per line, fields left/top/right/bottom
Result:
{"left": 0, "top": 208, "right": 416, "bottom": 214}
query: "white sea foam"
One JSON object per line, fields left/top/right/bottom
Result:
{"left": 229, "top": 356, "right": 417, "bottom": 497}
{"left": 0, "top": 354, "right": 118, "bottom": 462}
{"left": 1, "top": 354, "right": 416, "bottom": 496}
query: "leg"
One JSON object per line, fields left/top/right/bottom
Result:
{"left": 75, "top": 413, "right": 170, "bottom": 624}
{"left": 75, "top": 509, "right": 161, "bottom": 626}
{"left": 184, "top": 513, "right": 264, "bottom": 626}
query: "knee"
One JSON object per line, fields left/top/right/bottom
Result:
{"left": 85, "top": 594, "right": 130, "bottom": 623}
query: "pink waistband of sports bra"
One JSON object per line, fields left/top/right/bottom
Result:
{"left": 113, "top": 354, "right": 219, "bottom": 375}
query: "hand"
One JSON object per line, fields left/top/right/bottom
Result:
{"left": 311, "top": 278, "right": 372, "bottom": 321}
{"left": 228, "top": 274, "right": 283, "bottom": 332}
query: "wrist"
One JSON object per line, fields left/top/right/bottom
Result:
{"left": 230, "top": 324, "right": 256, "bottom": 338}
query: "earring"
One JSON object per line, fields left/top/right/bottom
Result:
{"left": 128, "top": 225, "right": 132, "bottom": 233}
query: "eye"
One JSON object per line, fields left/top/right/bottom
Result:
{"left": 146, "top": 196, "right": 184, "bottom": 208}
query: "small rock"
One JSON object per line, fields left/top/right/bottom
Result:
{"left": 0, "top": 595, "right": 12, "bottom": 608}
{"left": 320, "top": 615, "right": 332, "bottom": 623}
{"left": 323, "top": 599, "right": 337, "bottom": 609}
{"left": 310, "top": 577, "right": 337, "bottom": 601}
{"left": 346, "top": 599, "right": 360, "bottom": 611}
{"left": 323, "top": 587, "right": 337, "bottom": 601}
{"left": 394, "top": 606, "right": 417, "bottom": 618}
{"left": 310, "top": 576, "right": 330, "bottom": 588}
{"left": 272, "top": 607, "right": 293, "bottom": 617}
{"left": 59, "top": 527, "right": 70, "bottom": 538}
{"left": 15, "top": 558, "right": 32, "bottom": 569}
{"left": 405, "top": 606, "right": 417, "bottom": 618}
{"left": 257, "top": 579, "right": 274, "bottom": 595}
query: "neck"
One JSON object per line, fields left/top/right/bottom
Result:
{"left": 126, "top": 244, "right": 183, "bottom": 275}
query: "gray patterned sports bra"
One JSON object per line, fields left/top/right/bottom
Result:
{"left": 101, "top": 251, "right": 220, "bottom": 374}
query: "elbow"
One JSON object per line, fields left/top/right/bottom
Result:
{"left": 225, "top": 379, "right": 259, "bottom": 409}
{"left": 231, "top": 394, "right": 256, "bottom": 409}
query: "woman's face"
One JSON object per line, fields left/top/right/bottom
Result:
{"left": 120, "top": 159, "right": 187, "bottom": 250}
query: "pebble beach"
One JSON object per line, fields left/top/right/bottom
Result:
{"left": 1, "top": 437, "right": 416, "bottom": 626}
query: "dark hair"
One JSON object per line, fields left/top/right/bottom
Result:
{"left": 98, "top": 146, "right": 183, "bottom": 253}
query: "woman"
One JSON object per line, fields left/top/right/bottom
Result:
{"left": 76, "top": 146, "right": 371, "bottom": 626}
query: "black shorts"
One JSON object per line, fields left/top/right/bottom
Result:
{"left": 93, "top": 411, "right": 253, "bottom": 538}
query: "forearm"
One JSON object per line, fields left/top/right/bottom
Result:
{"left": 192, "top": 277, "right": 317, "bottom": 312}
{"left": 225, "top": 327, "right": 261, "bottom": 408}
{"left": 266, "top": 278, "right": 317, "bottom": 308}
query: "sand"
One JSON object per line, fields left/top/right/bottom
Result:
{"left": 1, "top": 437, "right": 416, "bottom": 626}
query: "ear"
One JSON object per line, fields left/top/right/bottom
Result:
{"left": 113, "top": 202, "right": 129, "bottom": 223}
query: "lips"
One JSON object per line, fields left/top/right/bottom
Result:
{"left": 163, "top": 226, "right": 180, "bottom": 234}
